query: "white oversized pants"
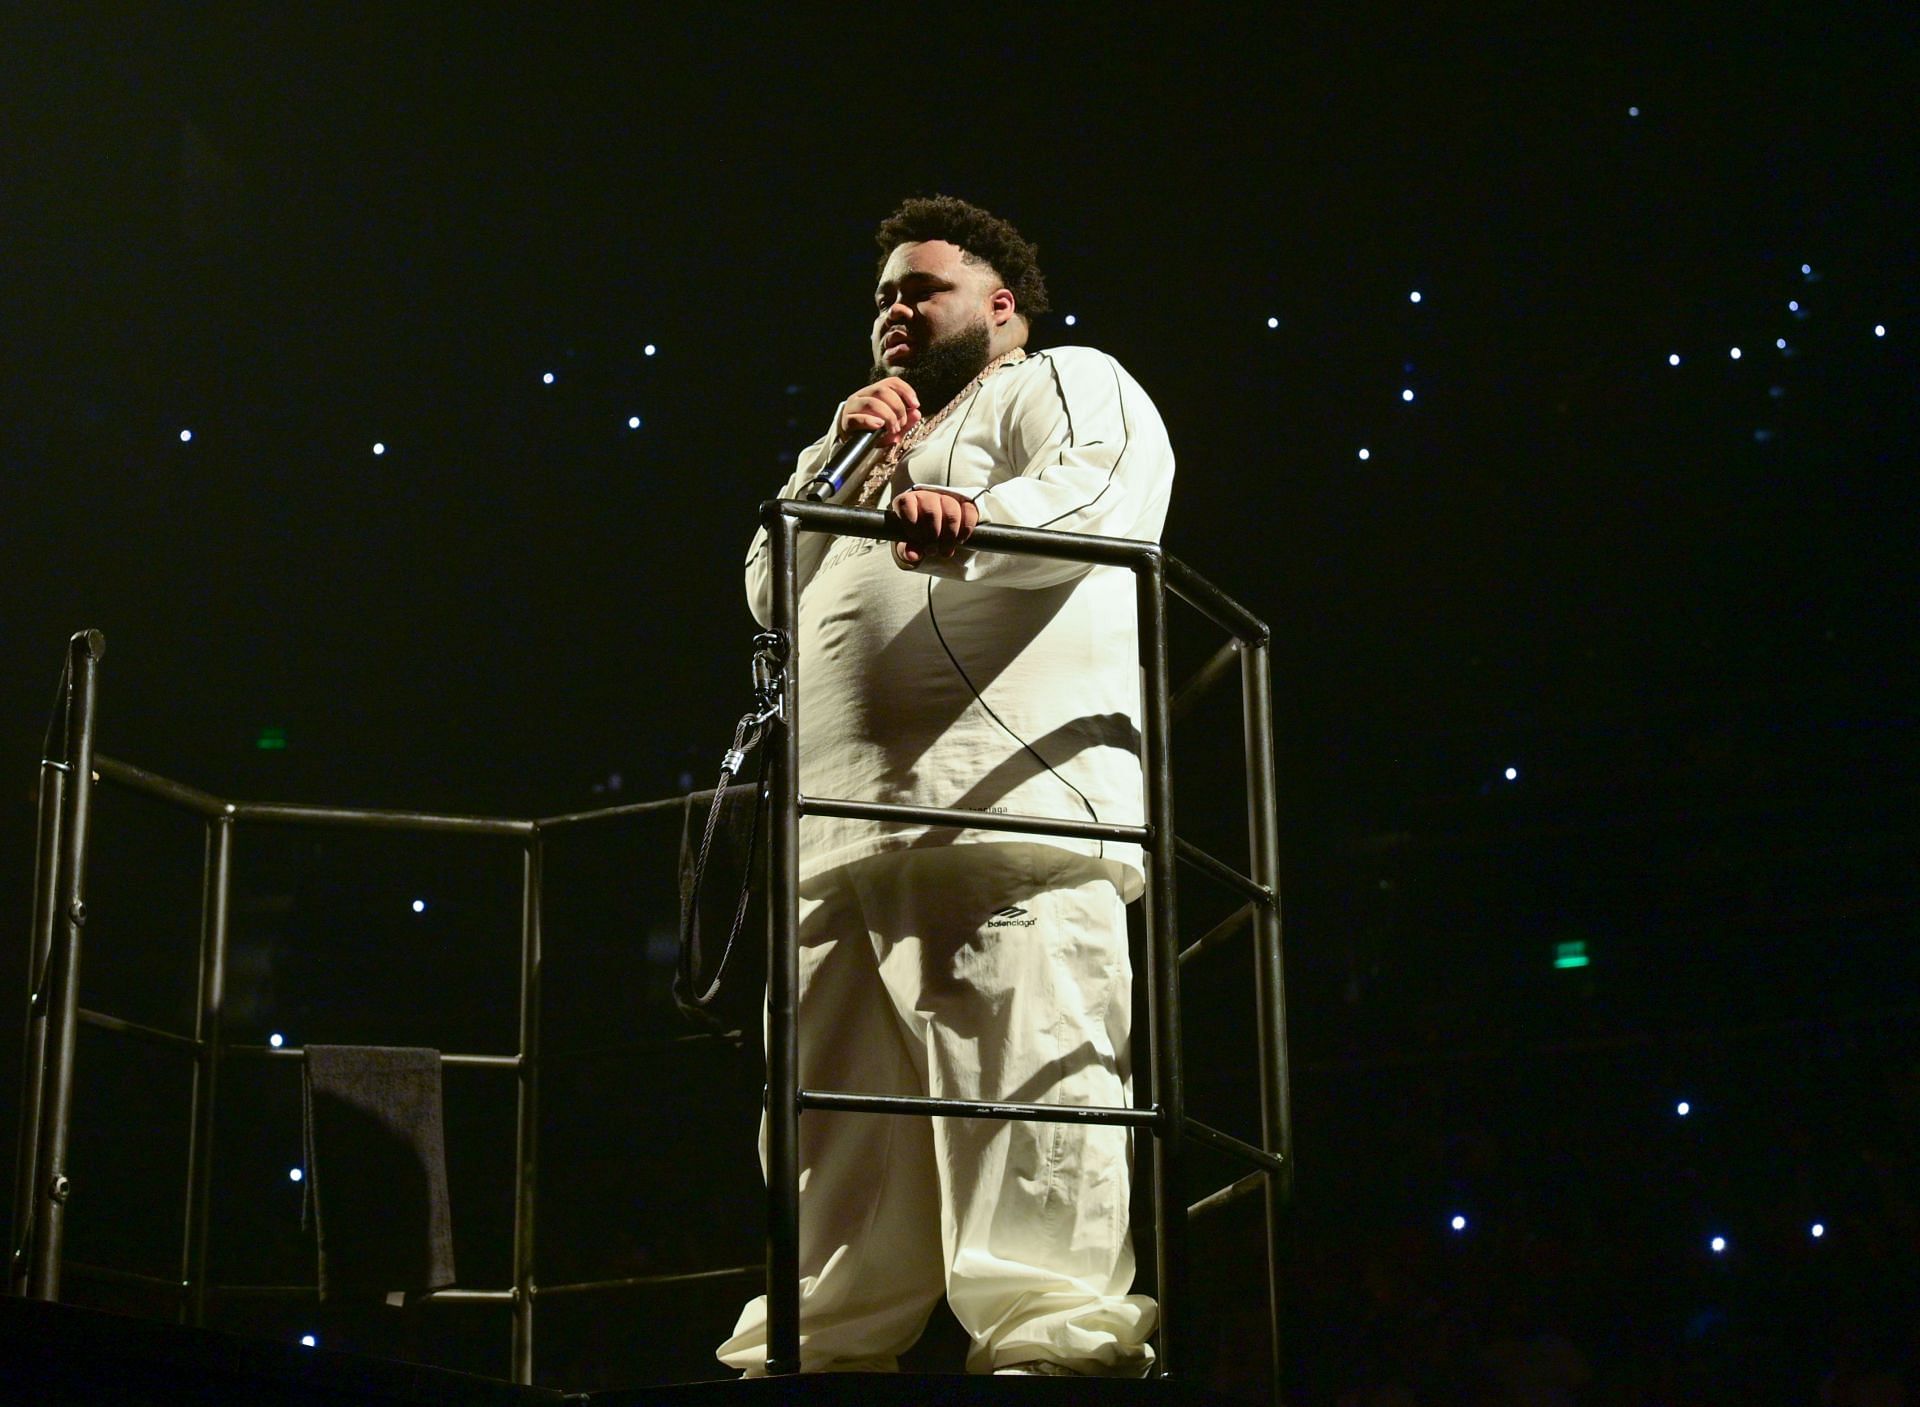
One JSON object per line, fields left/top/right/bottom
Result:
{"left": 716, "top": 842, "right": 1157, "bottom": 1375}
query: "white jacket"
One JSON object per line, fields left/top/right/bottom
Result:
{"left": 744, "top": 346, "right": 1176, "bottom": 897}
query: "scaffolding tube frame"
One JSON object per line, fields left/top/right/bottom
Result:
{"left": 10, "top": 500, "right": 1291, "bottom": 1401}
{"left": 756, "top": 500, "right": 1291, "bottom": 1398}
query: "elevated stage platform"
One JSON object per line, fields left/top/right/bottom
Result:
{"left": 2, "top": 1297, "right": 1242, "bottom": 1406}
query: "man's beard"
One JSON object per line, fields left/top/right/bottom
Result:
{"left": 869, "top": 319, "right": 993, "bottom": 418}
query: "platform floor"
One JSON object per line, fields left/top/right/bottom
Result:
{"left": 1, "top": 1297, "right": 1243, "bottom": 1406}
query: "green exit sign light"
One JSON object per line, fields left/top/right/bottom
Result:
{"left": 256, "top": 727, "right": 287, "bottom": 751}
{"left": 1554, "top": 940, "right": 1590, "bottom": 970}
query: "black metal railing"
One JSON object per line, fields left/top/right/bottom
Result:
{"left": 8, "top": 632, "right": 758, "bottom": 1384}
{"left": 10, "top": 500, "right": 1290, "bottom": 1400}
{"left": 758, "top": 500, "right": 1289, "bottom": 1396}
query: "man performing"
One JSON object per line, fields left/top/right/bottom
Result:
{"left": 719, "top": 195, "right": 1176, "bottom": 1377}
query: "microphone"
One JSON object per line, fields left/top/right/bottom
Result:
{"left": 800, "top": 426, "right": 882, "bottom": 502}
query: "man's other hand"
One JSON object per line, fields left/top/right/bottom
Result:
{"left": 840, "top": 377, "right": 922, "bottom": 447}
{"left": 888, "top": 488, "right": 979, "bottom": 565}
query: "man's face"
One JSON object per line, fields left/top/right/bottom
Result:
{"left": 869, "top": 239, "right": 1000, "bottom": 381}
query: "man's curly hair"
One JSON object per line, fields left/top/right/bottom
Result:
{"left": 875, "top": 195, "right": 1052, "bottom": 321}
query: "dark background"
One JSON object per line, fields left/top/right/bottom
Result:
{"left": 3, "top": 5, "right": 1916, "bottom": 1402}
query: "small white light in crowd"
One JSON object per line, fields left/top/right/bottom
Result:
{"left": 1266, "top": 316, "right": 1279, "bottom": 329}
{"left": 300, "top": 1334, "right": 318, "bottom": 1348}
{"left": 1668, "top": 353, "right": 1681, "bottom": 366}
{"left": 1788, "top": 300, "right": 1800, "bottom": 313}
{"left": 412, "top": 899, "right": 426, "bottom": 914}
{"left": 269, "top": 1032, "right": 285, "bottom": 1048}
{"left": 1729, "top": 347, "right": 1742, "bottom": 360}
{"left": 1800, "top": 263, "right": 1812, "bottom": 276}
{"left": 1064, "top": 314, "right": 1077, "bottom": 327}
{"left": 644, "top": 344, "right": 657, "bottom": 357}
{"left": 1677, "top": 1101, "right": 1691, "bottom": 1116}
{"left": 1776, "top": 338, "right": 1788, "bottom": 350}
{"left": 289, "top": 1167, "right": 303, "bottom": 1183}
{"left": 1504, "top": 766, "right": 1518, "bottom": 781}
{"left": 628, "top": 416, "right": 642, "bottom": 429}
{"left": 1401, "top": 389, "right": 1415, "bottom": 402}
{"left": 542, "top": 372, "right": 556, "bottom": 384}
{"left": 1410, "top": 291, "right": 1423, "bottom": 303}
{"left": 1450, "top": 1215, "right": 1467, "bottom": 1231}
{"left": 1710, "top": 1236, "right": 1727, "bottom": 1254}
{"left": 1811, "top": 1222, "right": 1826, "bottom": 1239}
{"left": 1874, "top": 324, "right": 1886, "bottom": 338}
{"left": 180, "top": 429, "right": 194, "bottom": 442}
{"left": 1628, "top": 105, "right": 1640, "bottom": 117}
{"left": 372, "top": 442, "right": 386, "bottom": 456}
{"left": 1357, "top": 448, "right": 1371, "bottom": 461}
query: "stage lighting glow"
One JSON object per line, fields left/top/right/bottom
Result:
{"left": 644, "top": 344, "right": 657, "bottom": 356}
{"left": 1800, "top": 264, "right": 1812, "bottom": 275}
{"left": 1357, "top": 448, "right": 1371, "bottom": 461}
{"left": 289, "top": 1167, "right": 303, "bottom": 1183}
{"left": 1710, "top": 1236, "right": 1726, "bottom": 1254}
{"left": 1450, "top": 1215, "right": 1467, "bottom": 1231}
{"left": 1677, "top": 1101, "right": 1691, "bottom": 1116}
{"left": 1266, "top": 316, "right": 1279, "bottom": 329}
{"left": 1730, "top": 347, "right": 1742, "bottom": 359}
{"left": 412, "top": 899, "right": 426, "bottom": 914}
{"left": 628, "top": 416, "right": 641, "bottom": 429}
{"left": 1064, "top": 314, "right": 1077, "bottom": 326}
{"left": 1788, "top": 300, "right": 1800, "bottom": 313}
{"left": 1401, "top": 389, "right": 1414, "bottom": 402}
{"left": 1410, "top": 291, "right": 1422, "bottom": 303}
{"left": 1504, "top": 766, "right": 1518, "bottom": 781}
{"left": 373, "top": 442, "right": 385, "bottom": 456}
{"left": 180, "top": 429, "right": 193, "bottom": 442}
{"left": 1875, "top": 324, "right": 1886, "bottom": 337}
{"left": 1668, "top": 353, "right": 1681, "bottom": 366}
{"left": 269, "top": 1033, "right": 285, "bottom": 1048}
{"left": 1628, "top": 105, "right": 1640, "bottom": 117}
{"left": 542, "top": 372, "right": 556, "bottom": 384}
{"left": 1777, "top": 338, "right": 1788, "bottom": 349}
{"left": 301, "top": 1334, "right": 318, "bottom": 1348}
{"left": 1811, "top": 1223, "right": 1825, "bottom": 1238}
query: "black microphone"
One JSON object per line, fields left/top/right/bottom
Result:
{"left": 800, "top": 426, "right": 882, "bottom": 502}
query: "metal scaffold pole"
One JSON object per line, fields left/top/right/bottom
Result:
{"left": 27, "top": 630, "right": 105, "bottom": 1301}
{"left": 1136, "top": 555, "right": 1188, "bottom": 1377}
{"left": 181, "top": 814, "right": 234, "bottom": 1325}
{"left": 10, "top": 757, "right": 66, "bottom": 1297}
{"left": 1244, "top": 636, "right": 1292, "bottom": 1406}
{"left": 764, "top": 507, "right": 803, "bottom": 1375}
{"left": 510, "top": 834, "right": 544, "bottom": 1383}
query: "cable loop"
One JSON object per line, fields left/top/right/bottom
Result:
{"left": 680, "top": 630, "right": 789, "bottom": 1013}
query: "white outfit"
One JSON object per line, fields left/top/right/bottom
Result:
{"left": 743, "top": 346, "right": 1176, "bottom": 898}
{"left": 723, "top": 345, "right": 1175, "bottom": 1375}
{"left": 714, "top": 844, "right": 1152, "bottom": 1375}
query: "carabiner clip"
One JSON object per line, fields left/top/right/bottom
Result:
{"left": 750, "top": 629, "right": 788, "bottom": 717}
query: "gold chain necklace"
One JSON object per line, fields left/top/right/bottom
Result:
{"left": 852, "top": 347, "right": 1027, "bottom": 507}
